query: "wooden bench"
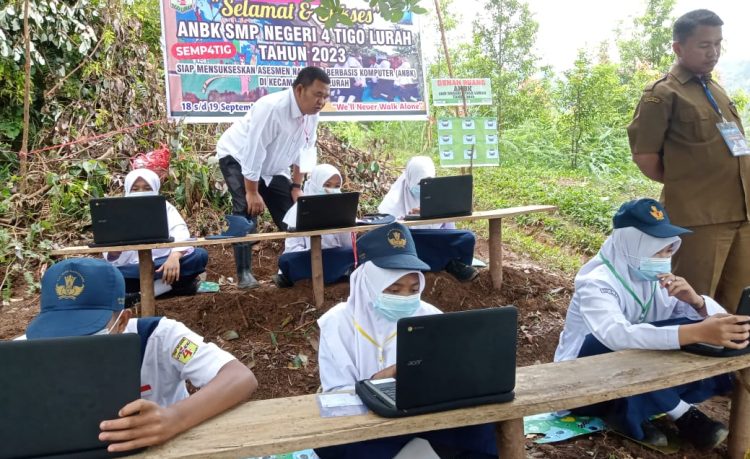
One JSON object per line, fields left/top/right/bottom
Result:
{"left": 135, "top": 350, "right": 750, "bottom": 459}
{"left": 50, "top": 205, "right": 556, "bottom": 315}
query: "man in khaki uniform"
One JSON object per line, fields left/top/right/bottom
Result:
{"left": 627, "top": 9, "right": 750, "bottom": 313}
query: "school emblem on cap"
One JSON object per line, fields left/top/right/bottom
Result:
{"left": 172, "top": 337, "right": 199, "bottom": 364}
{"left": 650, "top": 205, "right": 664, "bottom": 221}
{"left": 387, "top": 229, "right": 407, "bottom": 249}
{"left": 55, "top": 271, "right": 85, "bottom": 300}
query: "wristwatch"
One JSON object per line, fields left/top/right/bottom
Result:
{"left": 290, "top": 183, "right": 302, "bottom": 190}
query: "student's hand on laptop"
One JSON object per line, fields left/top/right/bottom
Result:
{"left": 99, "top": 399, "right": 180, "bottom": 452}
{"left": 680, "top": 314, "right": 750, "bottom": 349}
{"left": 291, "top": 187, "right": 303, "bottom": 203}
{"left": 246, "top": 191, "right": 266, "bottom": 217}
{"left": 156, "top": 252, "right": 182, "bottom": 284}
{"left": 371, "top": 364, "right": 396, "bottom": 380}
{"left": 408, "top": 208, "right": 420, "bottom": 216}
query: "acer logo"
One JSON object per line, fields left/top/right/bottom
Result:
{"left": 407, "top": 360, "right": 422, "bottom": 366}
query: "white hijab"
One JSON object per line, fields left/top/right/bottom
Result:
{"left": 575, "top": 226, "right": 681, "bottom": 302}
{"left": 103, "top": 169, "right": 192, "bottom": 266}
{"left": 317, "top": 261, "right": 441, "bottom": 392}
{"left": 378, "top": 156, "right": 435, "bottom": 219}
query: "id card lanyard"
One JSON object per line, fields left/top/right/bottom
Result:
{"left": 353, "top": 318, "right": 396, "bottom": 370}
{"left": 700, "top": 78, "right": 750, "bottom": 157}
{"left": 599, "top": 255, "right": 656, "bottom": 323}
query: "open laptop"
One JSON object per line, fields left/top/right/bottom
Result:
{"left": 291, "top": 192, "right": 360, "bottom": 232}
{"left": 682, "top": 286, "right": 750, "bottom": 357}
{"left": 0, "top": 334, "right": 142, "bottom": 458}
{"left": 404, "top": 175, "right": 473, "bottom": 221}
{"left": 89, "top": 196, "right": 173, "bottom": 247}
{"left": 355, "top": 306, "right": 517, "bottom": 418}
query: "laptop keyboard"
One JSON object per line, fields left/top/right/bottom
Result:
{"left": 378, "top": 380, "right": 397, "bottom": 400}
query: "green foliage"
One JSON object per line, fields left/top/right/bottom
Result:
{"left": 310, "top": 0, "right": 426, "bottom": 27}
{"left": 617, "top": 0, "right": 676, "bottom": 74}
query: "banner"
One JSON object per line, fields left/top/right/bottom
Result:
{"left": 159, "top": 0, "right": 428, "bottom": 122}
{"left": 431, "top": 78, "right": 492, "bottom": 106}
{"left": 437, "top": 117, "right": 500, "bottom": 168}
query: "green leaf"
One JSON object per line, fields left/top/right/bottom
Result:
{"left": 410, "top": 5, "right": 427, "bottom": 14}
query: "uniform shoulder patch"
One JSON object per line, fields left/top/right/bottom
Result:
{"left": 600, "top": 287, "right": 620, "bottom": 301}
{"left": 172, "top": 337, "right": 199, "bottom": 364}
{"left": 643, "top": 96, "right": 662, "bottom": 104}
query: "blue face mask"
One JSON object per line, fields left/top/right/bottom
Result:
{"left": 373, "top": 293, "right": 421, "bottom": 322}
{"left": 129, "top": 190, "right": 157, "bottom": 197}
{"left": 410, "top": 185, "right": 420, "bottom": 198}
{"left": 634, "top": 257, "right": 672, "bottom": 282}
{"left": 323, "top": 187, "right": 342, "bottom": 194}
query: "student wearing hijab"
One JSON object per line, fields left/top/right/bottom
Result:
{"left": 555, "top": 198, "right": 750, "bottom": 451}
{"left": 378, "top": 156, "right": 478, "bottom": 282}
{"left": 316, "top": 223, "right": 497, "bottom": 458}
{"left": 273, "top": 164, "right": 354, "bottom": 288}
{"left": 104, "top": 169, "right": 208, "bottom": 299}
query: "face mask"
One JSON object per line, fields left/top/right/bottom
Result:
{"left": 636, "top": 257, "right": 672, "bottom": 282}
{"left": 373, "top": 293, "right": 421, "bottom": 322}
{"left": 323, "top": 187, "right": 342, "bottom": 194}
{"left": 410, "top": 185, "right": 420, "bottom": 198}
{"left": 93, "top": 310, "right": 124, "bottom": 335}
{"left": 129, "top": 190, "right": 157, "bottom": 197}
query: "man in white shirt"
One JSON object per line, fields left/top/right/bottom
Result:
{"left": 23, "top": 257, "right": 258, "bottom": 453}
{"left": 216, "top": 66, "right": 331, "bottom": 288}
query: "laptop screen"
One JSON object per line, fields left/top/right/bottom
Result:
{"left": 0, "top": 334, "right": 141, "bottom": 458}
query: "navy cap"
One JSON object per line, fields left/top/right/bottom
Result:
{"left": 357, "top": 223, "right": 430, "bottom": 271}
{"left": 613, "top": 198, "right": 691, "bottom": 238}
{"left": 26, "top": 258, "right": 126, "bottom": 339}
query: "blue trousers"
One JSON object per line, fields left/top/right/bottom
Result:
{"left": 278, "top": 247, "right": 354, "bottom": 285}
{"left": 410, "top": 229, "right": 475, "bottom": 272}
{"left": 315, "top": 423, "right": 497, "bottom": 459}
{"left": 574, "top": 318, "right": 733, "bottom": 440}
{"left": 118, "top": 248, "right": 208, "bottom": 293}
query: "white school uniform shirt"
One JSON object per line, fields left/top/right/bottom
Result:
{"left": 281, "top": 164, "right": 353, "bottom": 253}
{"left": 317, "top": 262, "right": 441, "bottom": 392}
{"left": 126, "top": 318, "right": 236, "bottom": 407}
{"left": 554, "top": 227, "right": 726, "bottom": 362}
{"left": 378, "top": 156, "right": 455, "bottom": 230}
{"left": 216, "top": 88, "right": 318, "bottom": 186}
{"left": 103, "top": 169, "right": 193, "bottom": 266}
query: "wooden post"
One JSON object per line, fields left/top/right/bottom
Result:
{"left": 18, "top": 0, "right": 31, "bottom": 194}
{"left": 489, "top": 218, "right": 503, "bottom": 289}
{"left": 728, "top": 368, "right": 750, "bottom": 458}
{"left": 138, "top": 250, "right": 156, "bottom": 317}
{"left": 496, "top": 418, "right": 524, "bottom": 459}
{"left": 310, "top": 236, "right": 324, "bottom": 307}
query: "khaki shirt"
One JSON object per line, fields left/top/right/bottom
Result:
{"left": 627, "top": 63, "right": 750, "bottom": 227}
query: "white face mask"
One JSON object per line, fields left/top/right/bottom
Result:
{"left": 323, "top": 187, "right": 342, "bottom": 194}
{"left": 128, "top": 190, "right": 157, "bottom": 197}
{"left": 94, "top": 310, "right": 124, "bottom": 335}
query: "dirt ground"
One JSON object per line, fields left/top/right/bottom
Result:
{"left": 0, "top": 239, "right": 730, "bottom": 459}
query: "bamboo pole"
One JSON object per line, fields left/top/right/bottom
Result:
{"left": 19, "top": 0, "right": 32, "bottom": 194}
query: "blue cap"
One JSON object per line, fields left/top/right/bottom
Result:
{"left": 205, "top": 215, "right": 255, "bottom": 239}
{"left": 613, "top": 198, "right": 691, "bottom": 238}
{"left": 26, "top": 258, "right": 126, "bottom": 339}
{"left": 357, "top": 223, "right": 430, "bottom": 271}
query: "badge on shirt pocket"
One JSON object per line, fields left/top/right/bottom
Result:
{"left": 717, "top": 121, "right": 750, "bottom": 157}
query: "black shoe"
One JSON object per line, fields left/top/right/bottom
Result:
{"left": 445, "top": 260, "right": 479, "bottom": 282}
{"left": 674, "top": 406, "right": 728, "bottom": 450}
{"left": 171, "top": 277, "right": 200, "bottom": 296}
{"left": 124, "top": 292, "right": 141, "bottom": 308}
{"left": 272, "top": 273, "right": 293, "bottom": 288}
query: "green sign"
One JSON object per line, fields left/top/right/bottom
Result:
{"left": 437, "top": 117, "right": 499, "bottom": 168}
{"left": 431, "top": 78, "right": 493, "bottom": 106}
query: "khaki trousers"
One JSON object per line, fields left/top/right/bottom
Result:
{"left": 673, "top": 221, "right": 750, "bottom": 313}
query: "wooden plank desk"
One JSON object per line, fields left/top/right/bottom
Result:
{"left": 50, "top": 205, "right": 556, "bottom": 315}
{"left": 135, "top": 350, "right": 750, "bottom": 459}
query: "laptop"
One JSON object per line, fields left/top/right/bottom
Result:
{"left": 89, "top": 196, "right": 173, "bottom": 247}
{"left": 682, "top": 286, "right": 750, "bottom": 357}
{"left": 291, "top": 192, "right": 360, "bottom": 232}
{"left": 0, "top": 334, "right": 142, "bottom": 459}
{"left": 355, "top": 306, "right": 517, "bottom": 418}
{"left": 403, "top": 175, "right": 473, "bottom": 220}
